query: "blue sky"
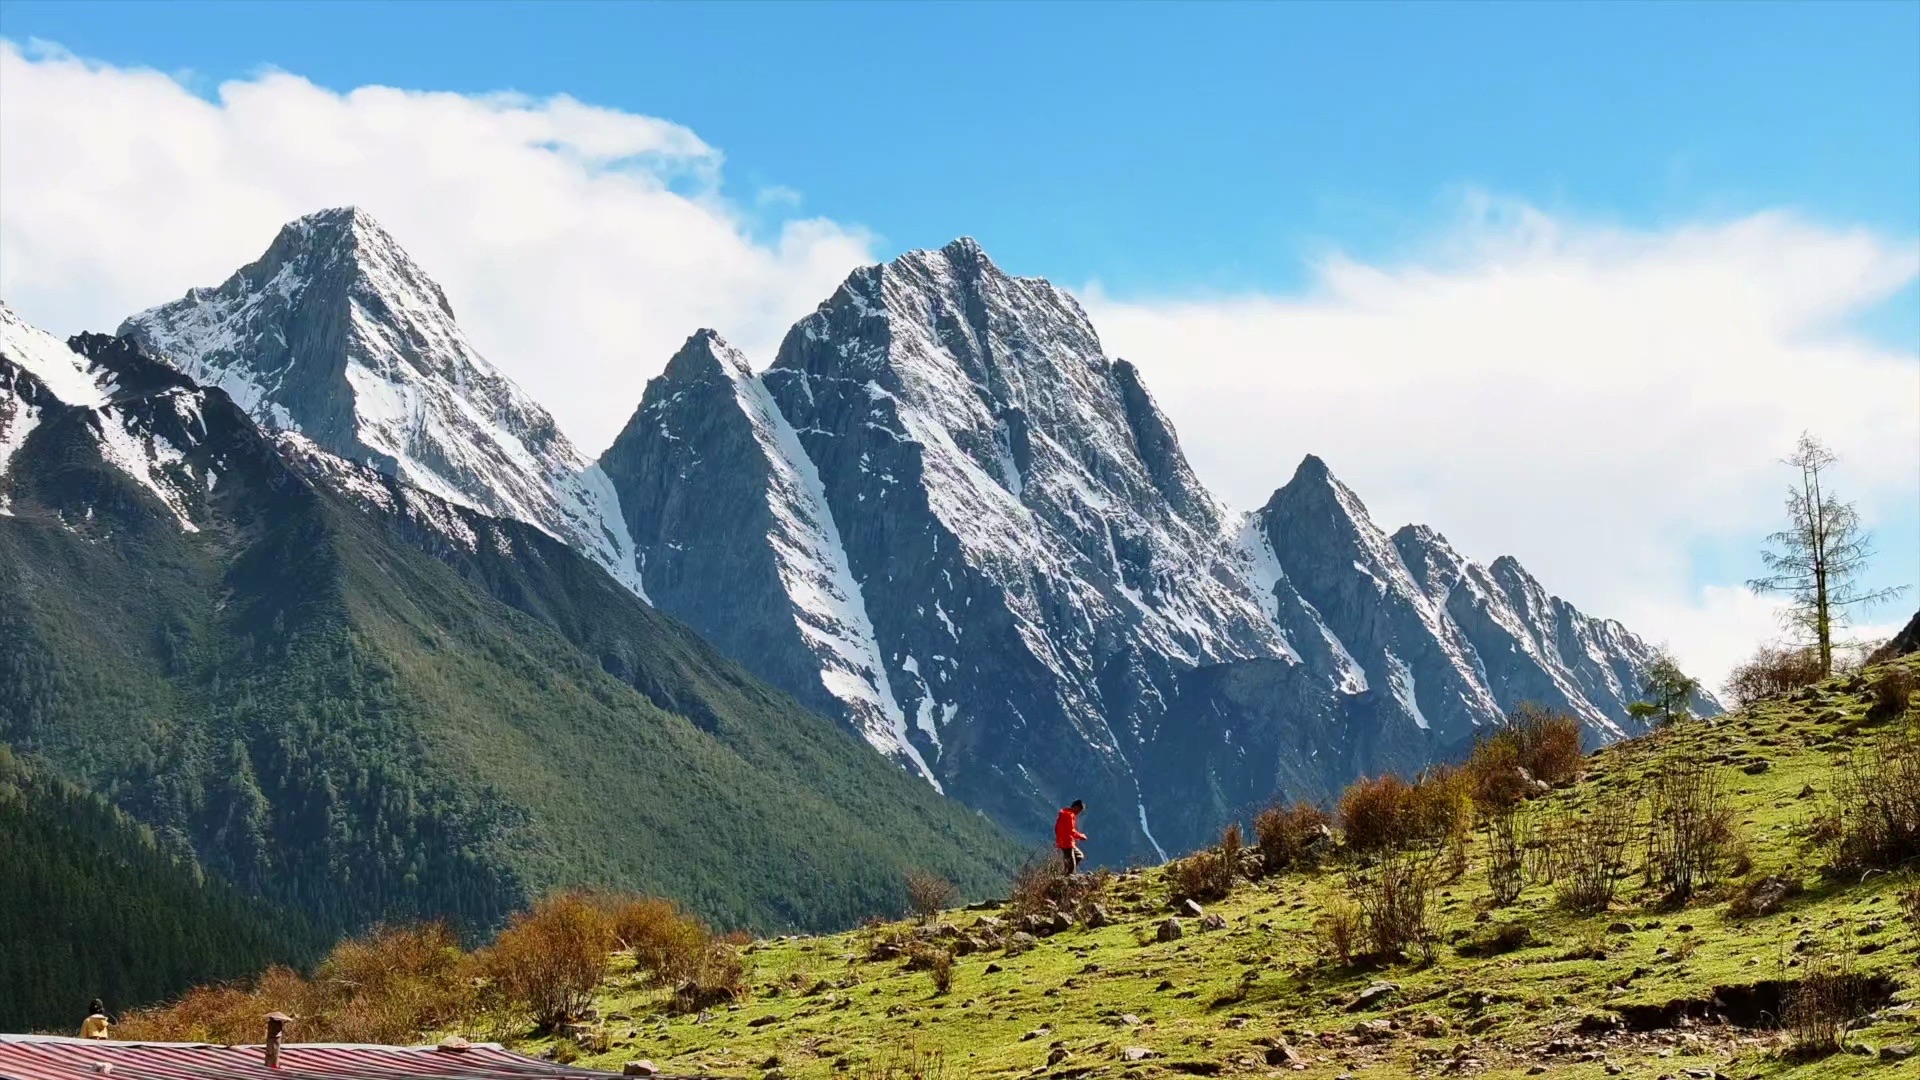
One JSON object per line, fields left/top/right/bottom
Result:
{"left": 5, "top": 0, "right": 1917, "bottom": 333}
{"left": 0, "top": 1, "right": 1915, "bottom": 681}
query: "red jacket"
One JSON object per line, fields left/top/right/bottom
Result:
{"left": 1054, "top": 807, "right": 1086, "bottom": 850}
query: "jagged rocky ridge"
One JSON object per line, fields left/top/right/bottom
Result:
{"left": 118, "top": 208, "right": 644, "bottom": 598}
{"left": 0, "top": 304, "right": 1020, "bottom": 933}
{"left": 598, "top": 239, "right": 1719, "bottom": 856}
{"left": 78, "top": 211, "right": 1717, "bottom": 860}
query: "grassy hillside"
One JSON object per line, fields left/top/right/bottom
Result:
{"left": 530, "top": 654, "right": 1920, "bottom": 1079}
{"left": 0, "top": 374, "right": 1020, "bottom": 939}
{"left": 0, "top": 746, "right": 320, "bottom": 1033}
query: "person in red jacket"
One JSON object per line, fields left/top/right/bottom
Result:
{"left": 1054, "top": 799, "right": 1087, "bottom": 875}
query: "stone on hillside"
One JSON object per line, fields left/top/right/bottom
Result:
{"left": 1199, "top": 913, "right": 1227, "bottom": 931}
{"left": 1156, "top": 918, "right": 1184, "bottom": 942}
{"left": 623, "top": 1064, "right": 659, "bottom": 1078}
{"left": 1264, "top": 1043, "right": 1307, "bottom": 1067}
{"left": 1181, "top": 899, "right": 1205, "bottom": 918}
{"left": 1346, "top": 982, "right": 1399, "bottom": 1011}
{"left": 1121, "top": 1046, "right": 1156, "bottom": 1061}
{"left": 1881, "top": 1044, "right": 1915, "bottom": 1061}
{"left": 1007, "top": 931, "right": 1038, "bottom": 954}
{"left": 1084, "top": 903, "right": 1113, "bottom": 928}
{"left": 1047, "top": 1048, "right": 1071, "bottom": 1066}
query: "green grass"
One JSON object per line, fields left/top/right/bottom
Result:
{"left": 539, "top": 657, "right": 1920, "bottom": 1079}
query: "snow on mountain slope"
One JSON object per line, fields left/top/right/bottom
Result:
{"left": 1, "top": 307, "right": 211, "bottom": 531}
{"left": 597, "top": 330, "right": 939, "bottom": 788}
{"left": 118, "top": 208, "right": 645, "bottom": 598}
{"left": 753, "top": 239, "right": 1289, "bottom": 851}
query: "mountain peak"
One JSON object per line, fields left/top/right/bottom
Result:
{"left": 661, "top": 328, "right": 752, "bottom": 383}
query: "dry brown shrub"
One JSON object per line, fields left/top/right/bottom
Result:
{"left": 1339, "top": 773, "right": 1416, "bottom": 853}
{"left": 1353, "top": 847, "right": 1439, "bottom": 962}
{"left": 904, "top": 869, "right": 958, "bottom": 921}
{"left": 1479, "top": 798, "right": 1529, "bottom": 907}
{"left": 116, "top": 968, "right": 309, "bottom": 1043}
{"left": 671, "top": 940, "right": 748, "bottom": 1014}
{"left": 117, "top": 923, "right": 477, "bottom": 1045}
{"left": 480, "top": 891, "right": 615, "bottom": 1031}
{"left": 1782, "top": 947, "right": 1868, "bottom": 1059}
{"left": 1644, "top": 759, "right": 1737, "bottom": 903}
{"left": 1823, "top": 727, "right": 1920, "bottom": 873}
{"left": 1168, "top": 823, "right": 1245, "bottom": 905}
{"left": 1467, "top": 705, "right": 1585, "bottom": 807}
{"left": 1544, "top": 797, "right": 1636, "bottom": 913}
{"left": 602, "top": 895, "right": 711, "bottom": 988}
{"left": 1723, "top": 644, "right": 1825, "bottom": 707}
{"left": 309, "top": 922, "right": 476, "bottom": 1044}
{"left": 1008, "top": 850, "right": 1110, "bottom": 921}
{"left": 1865, "top": 667, "right": 1918, "bottom": 724}
{"left": 1313, "top": 895, "right": 1362, "bottom": 966}
{"left": 1253, "top": 799, "right": 1333, "bottom": 874}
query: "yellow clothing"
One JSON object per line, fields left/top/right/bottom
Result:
{"left": 80, "top": 1014, "right": 110, "bottom": 1039}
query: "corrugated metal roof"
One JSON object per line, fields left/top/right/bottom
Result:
{"left": 0, "top": 1035, "right": 636, "bottom": 1080}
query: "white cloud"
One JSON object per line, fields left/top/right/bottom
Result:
{"left": 1087, "top": 199, "right": 1920, "bottom": 687}
{"left": 0, "top": 40, "right": 875, "bottom": 452}
{"left": 3, "top": 42, "right": 1912, "bottom": 690}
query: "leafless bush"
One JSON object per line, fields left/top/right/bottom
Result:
{"left": 1313, "top": 895, "right": 1362, "bottom": 966}
{"left": 1822, "top": 727, "right": 1920, "bottom": 873}
{"left": 1254, "top": 799, "right": 1333, "bottom": 874}
{"left": 1782, "top": 948, "right": 1866, "bottom": 1059}
{"left": 904, "top": 869, "right": 957, "bottom": 922}
{"left": 1479, "top": 798, "right": 1529, "bottom": 907}
{"left": 926, "top": 946, "right": 954, "bottom": 994}
{"left": 1899, "top": 886, "right": 1920, "bottom": 942}
{"left": 1168, "top": 823, "right": 1245, "bottom": 905}
{"left": 1545, "top": 797, "right": 1636, "bottom": 912}
{"left": 1008, "top": 850, "right": 1111, "bottom": 921}
{"left": 1355, "top": 848, "right": 1439, "bottom": 961}
{"left": 1723, "top": 644, "right": 1825, "bottom": 707}
{"left": 1644, "top": 759, "right": 1737, "bottom": 903}
{"left": 1468, "top": 704, "right": 1587, "bottom": 808}
{"left": 668, "top": 939, "right": 749, "bottom": 1014}
{"left": 1865, "top": 667, "right": 1917, "bottom": 724}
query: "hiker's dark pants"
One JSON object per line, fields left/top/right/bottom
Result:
{"left": 1059, "top": 846, "right": 1083, "bottom": 875}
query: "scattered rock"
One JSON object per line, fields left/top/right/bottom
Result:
{"left": 1156, "top": 918, "right": 1184, "bottom": 942}
{"left": 1084, "top": 904, "right": 1113, "bottom": 928}
{"left": 1121, "top": 1047, "right": 1156, "bottom": 1062}
{"left": 1345, "top": 982, "right": 1399, "bottom": 1011}
{"left": 1742, "top": 758, "right": 1771, "bottom": 774}
{"left": 1882, "top": 1044, "right": 1916, "bottom": 1061}
{"left": 1264, "top": 1043, "right": 1307, "bottom": 1067}
{"left": 1047, "top": 1048, "right": 1070, "bottom": 1066}
{"left": 1199, "top": 913, "right": 1227, "bottom": 932}
{"left": 1181, "top": 899, "right": 1205, "bottom": 918}
{"left": 622, "top": 1064, "right": 659, "bottom": 1078}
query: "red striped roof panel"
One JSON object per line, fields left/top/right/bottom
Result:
{"left": 0, "top": 1036, "right": 637, "bottom": 1080}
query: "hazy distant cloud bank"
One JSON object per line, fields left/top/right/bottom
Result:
{"left": 4, "top": 41, "right": 1914, "bottom": 687}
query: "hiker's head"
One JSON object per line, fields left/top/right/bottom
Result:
{"left": 88, "top": 1000, "right": 105, "bottom": 1017}
{"left": 1070, "top": 799, "right": 1084, "bottom": 812}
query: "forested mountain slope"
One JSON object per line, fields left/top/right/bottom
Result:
{"left": 0, "top": 747, "right": 318, "bottom": 1034}
{"left": 0, "top": 309, "right": 1020, "bottom": 938}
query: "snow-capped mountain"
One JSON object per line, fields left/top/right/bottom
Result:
{"left": 2, "top": 303, "right": 222, "bottom": 531}
{"left": 598, "top": 242, "right": 1719, "bottom": 857}
{"left": 117, "top": 208, "right": 643, "bottom": 597}
{"left": 81, "top": 217, "right": 1716, "bottom": 860}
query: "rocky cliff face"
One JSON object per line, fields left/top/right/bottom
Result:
{"left": 88, "top": 216, "right": 1719, "bottom": 861}
{"left": 117, "top": 208, "right": 642, "bottom": 597}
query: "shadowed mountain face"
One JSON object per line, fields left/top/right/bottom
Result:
{"left": 66, "top": 211, "right": 1718, "bottom": 863}
{"left": 1, "top": 305, "right": 1020, "bottom": 935}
